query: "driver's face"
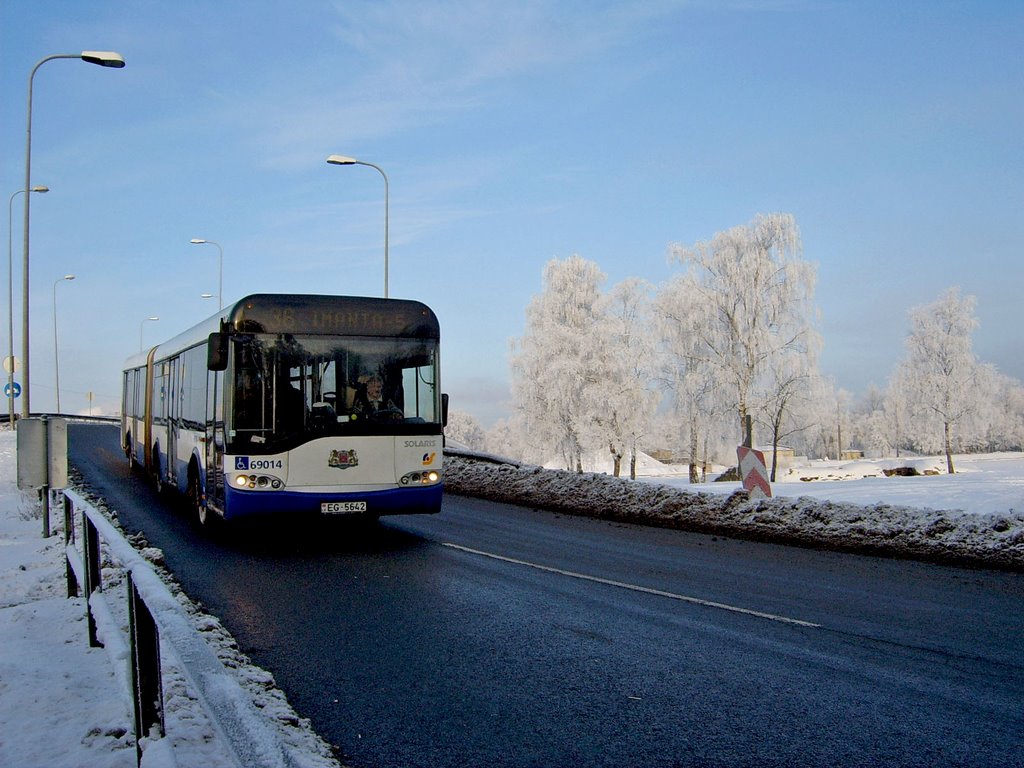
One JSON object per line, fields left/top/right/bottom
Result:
{"left": 366, "top": 378, "right": 383, "bottom": 399}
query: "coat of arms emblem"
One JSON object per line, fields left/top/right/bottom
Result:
{"left": 329, "top": 449, "right": 358, "bottom": 469}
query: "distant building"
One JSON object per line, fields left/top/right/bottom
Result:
{"left": 755, "top": 446, "right": 796, "bottom": 471}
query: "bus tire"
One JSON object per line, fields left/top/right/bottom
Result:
{"left": 189, "top": 465, "right": 217, "bottom": 530}
{"left": 153, "top": 448, "right": 164, "bottom": 494}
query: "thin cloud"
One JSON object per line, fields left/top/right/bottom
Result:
{"left": 244, "top": 1, "right": 679, "bottom": 169}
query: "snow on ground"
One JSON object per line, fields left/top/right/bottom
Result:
{"left": 3, "top": 427, "right": 1022, "bottom": 766}
{"left": 649, "top": 452, "right": 1024, "bottom": 517}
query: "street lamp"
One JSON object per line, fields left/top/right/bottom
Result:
{"left": 190, "top": 239, "right": 223, "bottom": 309}
{"left": 7, "top": 185, "right": 48, "bottom": 425}
{"left": 22, "top": 50, "right": 125, "bottom": 418}
{"left": 52, "top": 274, "right": 74, "bottom": 413}
{"left": 326, "top": 154, "right": 389, "bottom": 298}
{"left": 139, "top": 316, "right": 159, "bottom": 352}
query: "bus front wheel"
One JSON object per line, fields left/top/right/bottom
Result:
{"left": 189, "top": 468, "right": 213, "bottom": 528}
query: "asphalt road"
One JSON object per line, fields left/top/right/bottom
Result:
{"left": 69, "top": 423, "right": 1024, "bottom": 767}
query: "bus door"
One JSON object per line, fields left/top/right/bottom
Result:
{"left": 205, "top": 368, "right": 225, "bottom": 512}
{"left": 124, "top": 370, "right": 139, "bottom": 457}
{"left": 166, "top": 357, "right": 179, "bottom": 486}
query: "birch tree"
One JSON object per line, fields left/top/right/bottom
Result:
{"left": 591, "top": 278, "right": 658, "bottom": 478}
{"left": 510, "top": 255, "right": 605, "bottom": 471}
{"left": 668, "top": 213, "right": 818, "bottom": 441}
{"left": 897, "top": 287, "right": 982, "bottom": 473}
{"left": 653, "top": 275, "right": 728, "bottom": 482}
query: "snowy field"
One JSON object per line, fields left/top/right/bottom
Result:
{"left": 645, "top": 452, "right": 1024, "bottom": 517}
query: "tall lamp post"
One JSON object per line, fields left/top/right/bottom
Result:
{"left": 139, "top": 316, "right": 159, "bottom": 352}
{"left": 326, "top": 154, "right": 389, "bottom": 298}
{"left": 7, "top": 185, "right": 48, "bottom": 425}
{"left": 22, "top": 50, "right": 125, "bottom": 418}
{"left": 52, "top": 274, "right": 74, "bottom": 413}
{"left": 190, "top": 239, "right": 223, "bottom": 309}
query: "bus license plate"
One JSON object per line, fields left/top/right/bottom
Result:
{"left": 321, "top": 501, "right": 367, "bottom": 514}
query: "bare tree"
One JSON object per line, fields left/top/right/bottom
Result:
{"left": 756, "top": 350, "right": 820, "bottom": 481}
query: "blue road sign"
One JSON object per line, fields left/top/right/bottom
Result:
{"left": 4, "top": 382, "right": 21, "bottom": 398}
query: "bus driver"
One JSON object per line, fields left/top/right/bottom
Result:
{"left": 351, "top": 374, "right": 399, "bottom": 419}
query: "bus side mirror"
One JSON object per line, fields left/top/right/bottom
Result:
{"left": 441, "top": 393, "right": 449, "bottom": 427}
{"left": 208, "top": 332, "right": 228, "bottom": 370}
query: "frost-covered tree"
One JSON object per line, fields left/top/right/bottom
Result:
{"left": 848, "top": 384, "right": 887, "bottom": 456}
{"left": 653, "top": 276, "right": 730, "bottom": 482}
{"left": 800, "top": 376, "right": 839, "bottom": 459}
{"left": 897, "top": 287, "right": 983, "bottom": 473}
{"left": 444, "top": 409, "right": 486, "bottom": 451}
{"left": 590, "top": 278, "right": 659, "bottom": 478}
{"left": 510, "top": 255, "right": 606, "bottom": 471}
{"left": 985, "top": 373, "right": 1024, "bottom": 451}
{"left": 756, "top": 349, "right": 820, "bottom": 480}
{"left": 668, "top": 213, "right": 818, "bottom": 440}
{"left": 484, "top": 415, "right": 532, "bottom": 462}
{"left": 882, "top": 367, "right": 915, "bottom": 457}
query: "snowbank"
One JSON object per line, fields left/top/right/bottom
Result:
{"left": 444, "top": 451, "right": 1024, "bottom": 571}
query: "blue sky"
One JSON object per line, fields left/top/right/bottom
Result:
{"left": 2, "top": 0, "right": 1021, "bottom": 427}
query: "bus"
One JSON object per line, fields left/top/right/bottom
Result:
{"left": 122, "top": 293, "right": 446, "bottom": 527}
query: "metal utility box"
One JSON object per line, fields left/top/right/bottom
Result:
{"left": 16, "top": 417, "right": 68, "bottom": 490}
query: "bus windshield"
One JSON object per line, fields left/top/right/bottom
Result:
{"left": 227, "top": 333, "right": 440, "bottom": 452}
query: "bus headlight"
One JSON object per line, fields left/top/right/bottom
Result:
{"left": 400, "top": 470, "right": 441, "bottom": 486}
{"left": 233, "top": 474, "right": 284, "bottom": 490}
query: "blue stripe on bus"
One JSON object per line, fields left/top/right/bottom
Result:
{"left": 222, "top": 483, "right": 442, "bottom": 519}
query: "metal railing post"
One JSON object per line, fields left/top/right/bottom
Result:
{"left": 63, "top": 492, "right": 78, "bottom": 597}
{"left": 81, "top": 507, "right": 103, "bottom": 647}
{"left": 127, "top": 569, "right": 165, "bottom": 764}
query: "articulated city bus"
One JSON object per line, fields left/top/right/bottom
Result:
{"left": 122, "top": 294, "right": 445, "bottom": 527}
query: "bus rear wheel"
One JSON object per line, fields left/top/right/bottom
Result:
{"left": 153, "top": 450, "right": 164, "bottom": 494}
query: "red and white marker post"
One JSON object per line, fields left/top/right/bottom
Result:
{"left": 737, "top": 415, "right": 772, "bottom": 500}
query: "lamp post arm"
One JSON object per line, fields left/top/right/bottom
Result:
{"left": 23, "top": 56, "right": 76, "bottom": 416}
{"left": 326, "top": 155, "right": 390, "bottom": 298}
{"left": 21, "top": 52, "right": 122, "bottom": 418}
{"left": 358, "top": 161, "right": 389, "bottom": 299}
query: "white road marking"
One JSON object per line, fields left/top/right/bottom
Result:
{"left": 442, "top": 542, "right": 822, "bottom": 629}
